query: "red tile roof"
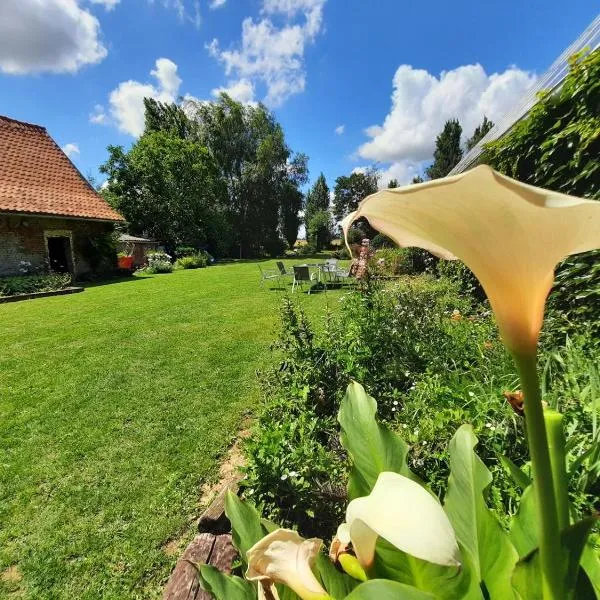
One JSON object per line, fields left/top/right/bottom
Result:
{"left": 0, "top": 115, "right": 124, "bottom": 221}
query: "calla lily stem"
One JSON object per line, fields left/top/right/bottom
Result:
{"left": 514, "top": 350, "right": 564, "bottom": 599}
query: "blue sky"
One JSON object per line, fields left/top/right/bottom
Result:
{"left": 0, "top": 0, "right": 598, "bottom": 190}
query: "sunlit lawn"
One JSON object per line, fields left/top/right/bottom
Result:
{"left": 0, "top": 259, "right": 346, "bottom": 599}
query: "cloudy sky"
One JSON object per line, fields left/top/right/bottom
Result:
{"left": 0, "top": 0, "right": 597, "bottom": 188}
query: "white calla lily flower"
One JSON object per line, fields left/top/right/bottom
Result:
{"left": 343, "top": 165, "right": 600, "bottom": 355}
{"left": 246, "top": 529, "right": 330, "bottom": 600}
{"left": 337, "top": 472, "right": 460, "bottom": 568}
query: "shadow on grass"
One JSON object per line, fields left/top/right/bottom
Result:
{"left": 81, "top": 274, "right": 151, "bottom": 289}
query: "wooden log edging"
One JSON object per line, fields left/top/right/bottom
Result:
{"left": 163, "top": 473, "right": 245, "bottom": 599}
{"left": 0, "top": 287, "right": 84, "bottom": 303}
{"left": 162, "top": 533, "right": 236, "bottom": 600}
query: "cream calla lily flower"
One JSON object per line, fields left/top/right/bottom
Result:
{"left": 337, "top": 471, "right": 460, "bottom": 568}
{"left": 246, "top": 529, "right": 330, "bottom": 600}
{"left": 342, "top": 165, "right": 600, "bottom": 355}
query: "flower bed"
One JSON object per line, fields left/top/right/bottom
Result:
{"left": 0, "top": 272, "right": 72, "bottom": 298}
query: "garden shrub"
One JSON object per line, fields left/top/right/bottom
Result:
{"left": 174, "top": 246, "right": 197, "bottom": 258}
{"left": 145, "top": 250, "right": 173, "bottom": 273}
{"left": 244, "top": 278, "right": 600, "bottom": 535}
{"left": 370, "top": 233, "right": 395, "bottom": 249}
{"left": 368, "top": 247, "right": 414, "bottom": 277}
{"left": 174, "top": 252, "right": 208, "bottom": 269}
{"left": 331, "top": 247, "right": 350, "bottom": 260}
{"left": 0, "top": 273, "right": 72, "bottom": 297}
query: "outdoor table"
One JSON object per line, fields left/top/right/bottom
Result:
{"left": 297, "top": 263, "right": 328, "bottom": 283}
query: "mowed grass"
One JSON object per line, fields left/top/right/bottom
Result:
{"left": 0, "top": 259, "right": 345, "bottom": 599}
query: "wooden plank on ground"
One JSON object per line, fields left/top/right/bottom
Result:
{"left": 198, "top": 472, "right": 244, "bottom": 534}
{"left": 208, "top": 535, "right": 236, "bottom": 574}
{"left": 163, "top": 533, "right": 215, "bottom": 600}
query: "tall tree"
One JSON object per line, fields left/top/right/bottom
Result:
{"left": 304, "top": 174, "right": 331, "bottom": 248}
{"left": 305, "top": 173, "right": 330, "bottom": 223}
{"left": 333, "top": 169, "right": 379, "bottom": 222}
{"left": 186, "top": 94, "right": 307, "bottom": 257}
{"left": 466, "top": 116, "right": 494, "bottom": 151}
{"left": 425, "top": 119, "right": 463, "bottom": 180}
{"left": 387, "top": 178, "right": 399, "bottom": 188}
{"left": 101, "top": 133, "right": 225, "bottom": 253}
{"left": 104, "top": 94, "right": 307, "bottom": 258}
{"left": 144, "top": 98, "right": 196, "bottom": 139}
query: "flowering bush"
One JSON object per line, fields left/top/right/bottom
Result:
{"left": 145, "top": 250, "right": 173, "bottom": 273}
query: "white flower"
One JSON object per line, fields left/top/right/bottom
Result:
{"left": 337, "top": 472, "right": 460, "bottom": 568}
{"left": 343, "top": 165, "right": 600, "bottom": 355}
{"left": 246, "top": 529, "right": 329, "bottom": 600}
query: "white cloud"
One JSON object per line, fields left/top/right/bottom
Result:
{"left": 0, "top": 0, "right": 107, "bottom": 75}
{"left": 62, "top": 143, "right": 80, "bottom": 157}
{"left": 89, "top": 103, "right": 108, "bottom": 124}
{"left": 358, "top": 63, "right": 536, "bottom": 164}
{"left": 335, "top": 124, "right": 345, "bottom": 135}
{"left": 90, "top": 0, "right": 120, "bottom": 10}
{"left": 207, "top": 0, "right": 326, "bottom": 106}
{"left": 377, "top": 161, "right": 422, "bottom": 188}
{"left": 108, "top": 58, "right": 182, "bottom": 137}
{"left": 211, "top": 79, "right": 255, "bottom": 104}
{"left": 209, "top": 0, "right": 226, "bottom": 8}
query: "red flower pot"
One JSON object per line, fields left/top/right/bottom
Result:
{"left": 118, "top": 256, "right": 134, "bottom": 270}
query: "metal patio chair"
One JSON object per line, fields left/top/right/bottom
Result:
{"left": 258, "top": 264, "right": 281, "bottom": 288}
{"left": 292, "top": 265, "right": 317, "bottom": 294}
{"left": 276, "top": 261, "right": 293, "bottom": 278}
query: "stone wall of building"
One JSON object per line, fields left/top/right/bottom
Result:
{"left": 0, "top": 214, "right": 116, "bottom": 278}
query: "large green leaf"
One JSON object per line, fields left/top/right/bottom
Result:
{"left": 371, "top": 539, "right": 481, "bottom": 599}
{"left": 580, "top": 541, "right": 600, "bottom": 597}
{"left": 338, "top": 382, "right": 415, "bottom": 499}
{"left": 444, "top": 425, "right": 518, "bottom": 599}
{"left": 315, "top": 553, "right": 359, "bottom": 599}
{"left": 224, "top": 491, "right": 265, "bottom": 566}
{"left": 344, "top": 579, "right": 437, "bottom": 599}
{"left": 509, "top": 485, "right": 538, "bottom": 557}
{"left": 512, "top": 517, "right": 598, "bottom": 600}
{"left": 198, "top": 564, "right": 256, "bottom": 600}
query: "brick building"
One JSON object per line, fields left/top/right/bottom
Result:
{"left": 0, "top": 115, "right": 124, "bottom": 278}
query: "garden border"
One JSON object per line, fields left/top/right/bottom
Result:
{"left": 0, "top": 287, "right": 84, "bottom": 303}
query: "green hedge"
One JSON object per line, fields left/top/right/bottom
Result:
{"left": 0, "top": 273, "right": 72, "bottom": 297}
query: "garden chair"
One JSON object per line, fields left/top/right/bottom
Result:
{"left": 258, "top": 264, "right": 281, "bottom": 288}
{"left": 321, "top": 259, "right": 338, "bottom": 283}
{"left": 333, "top": 261, "right": 357, "bottom": 285}
{"left": 275, "top": 261, "right": 293, "bottom": 278}
{"left": 292, "top": 265, "right": 317, "bottom": 294}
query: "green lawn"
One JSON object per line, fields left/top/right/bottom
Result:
{"left": 0, "top": 259, "right": 345, "bottom": 599}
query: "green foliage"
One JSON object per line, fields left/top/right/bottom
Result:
{"left": 174, "top": 253, "right": 208, "bottom": 269}
{"left": 387, "top": 179, "right": 399, "bottom": 188}
{"left": 101, "top": 132, "right": 225, "bottom": 253}
{"left": 333, "top": 169, "right": 379, "bottom": 223}
{"left": 483, "top": 49, "right": 600, "bottom": 338}
{"left": 425, "top": 119, "right": 463, "bottom": 180}
{"left": 307, "top": 210, "right": 333, "bottom": 251}
{"left": 338, "top": 382, "right": 414, "bottom": 500}
{"left": 80, "top": 230, "right": 119, "bottom": 276}
{"left": 174, "top": 246, "right": 197, "bottom": 257}
{"left": 370, "top": 233, "right": 395, "bottom": 249}
{"left": 0, "top": 272, "right": 71, "bottom": 297}
{"left": 466, "top": 115, "right": 494, "bottom": 151}
{"left": 369, "top": 248, "right": 415, "bottom": 277}
{"left": 103, "top": 94, "right": 308, "bottom": 258}
{"left": 444, "top": 426, "right": 518, "bottom": 597}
